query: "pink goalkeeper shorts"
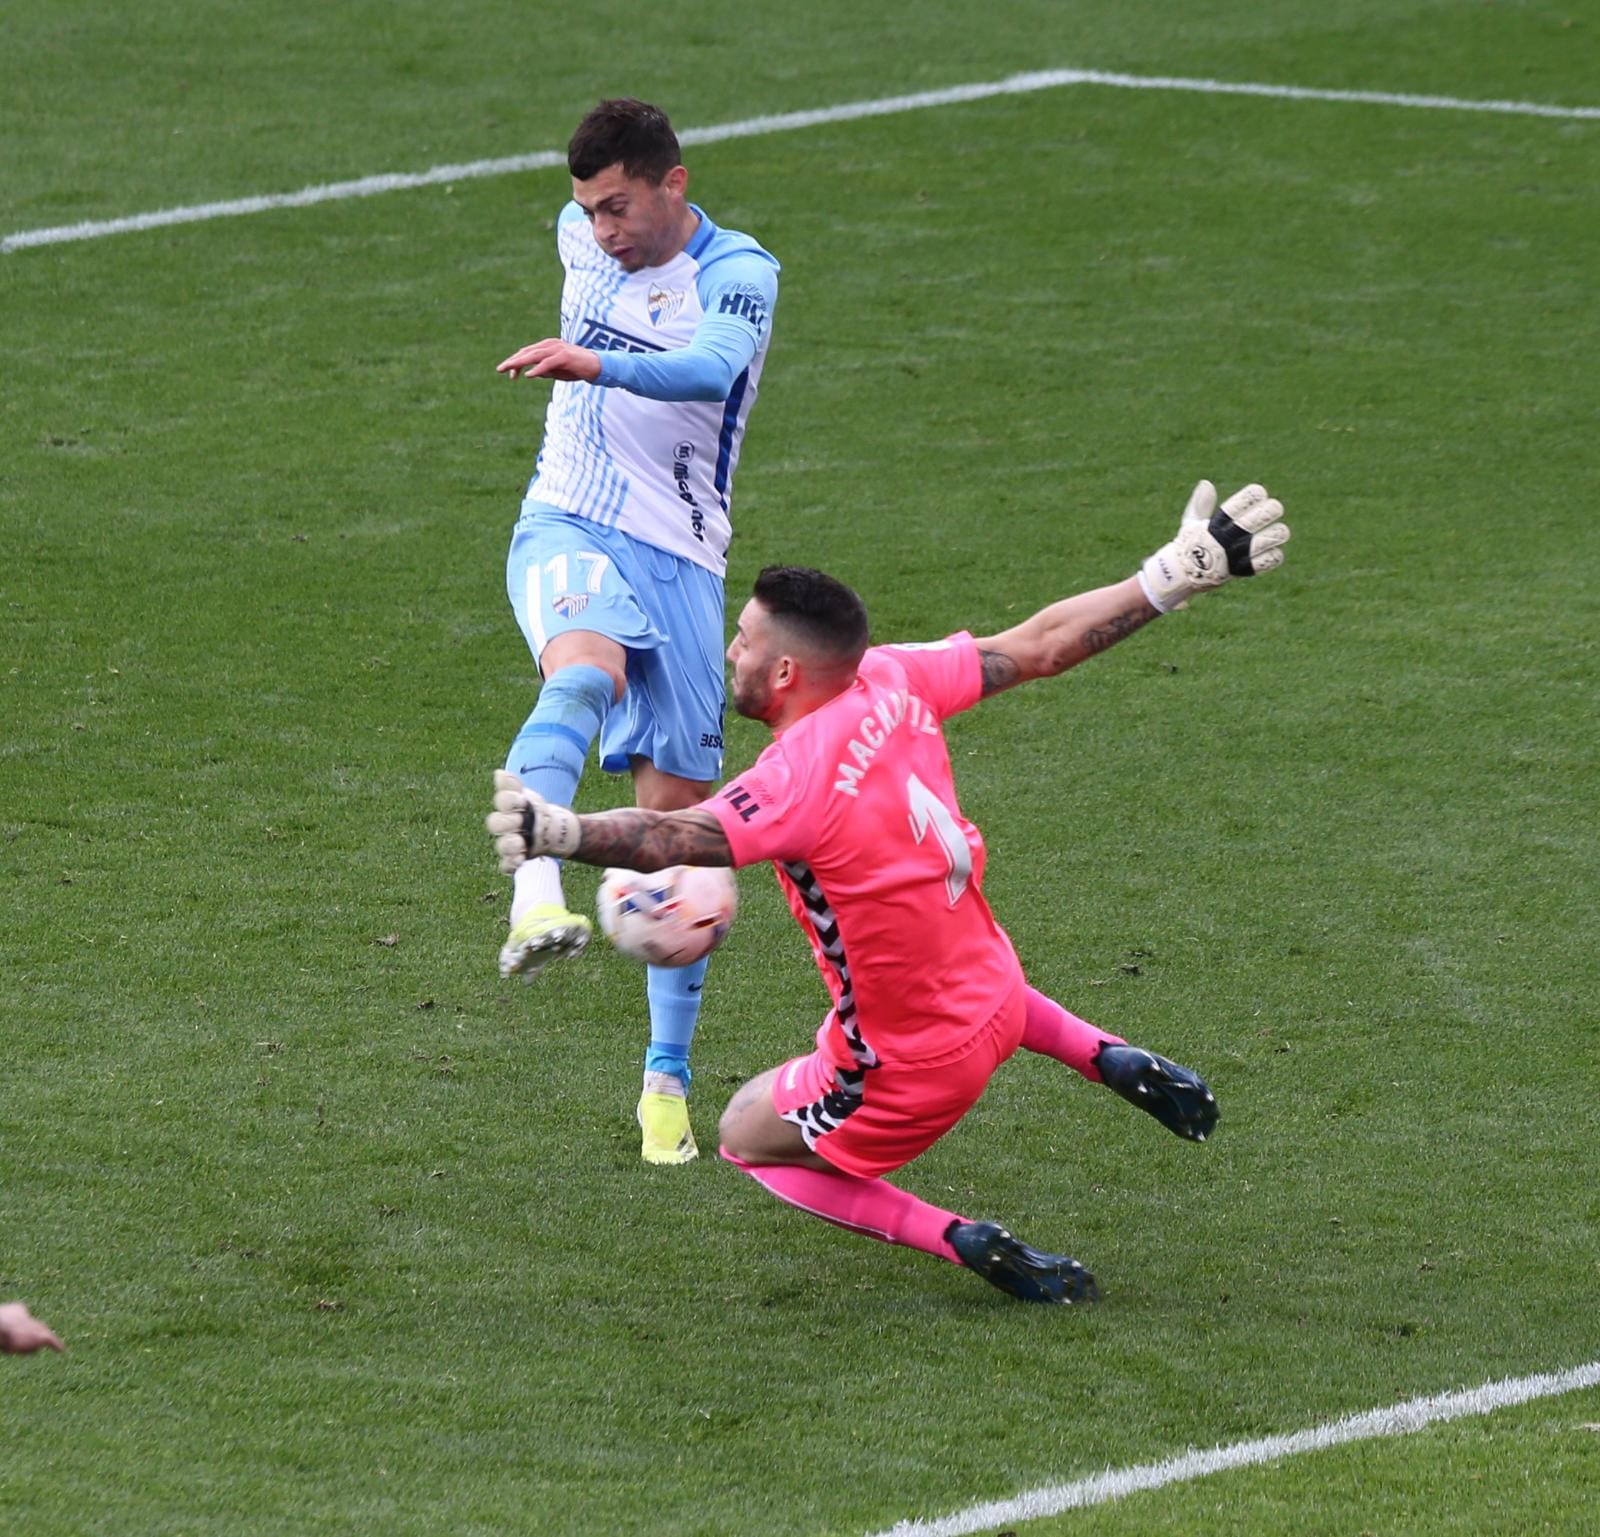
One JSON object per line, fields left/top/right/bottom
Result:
{"left": 770, "top": 988, "right": 1027, "bottom": 1178}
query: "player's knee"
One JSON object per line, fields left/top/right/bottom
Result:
{"left": 717, "top": 1086, "right": 763, "bottom": 1159}
{"left": 548, "top": 656, "right": 625, "bottom": 702}
{"left": 717, "top": 1099, "right": 748, "bottom": 1156}
{"left": 539, "top": 635, "right": 626, "bottom": 701}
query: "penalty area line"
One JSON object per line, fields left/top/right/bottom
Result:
{"left": 865, "top": 1358, "right": 1600, "bottom": 1537}
{"left": 4, "top": 67, "right": 1598, "bottom": 254}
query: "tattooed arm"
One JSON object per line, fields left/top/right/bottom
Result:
{"left": 972, "top": 575, "right": 1159, "bottom": 697}
{"left": 969, "top": 480, "right": 1289, "bottom": 697}
{"left": 487, "top": 778, "right": 734, "bottom": 874}
{"left": 572, "top": 808, "right": 733, "bottom": 872}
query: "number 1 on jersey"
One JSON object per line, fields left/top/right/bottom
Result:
{"left": 906, "top": 772, "right": 972, "bottom": 906}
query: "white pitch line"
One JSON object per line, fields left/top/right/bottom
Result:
{"left": 4, "top": 66, "right": 1597, "bottom": 255}
{"left": 865, "top": 1358, "right": 1600, "bottom": 1537}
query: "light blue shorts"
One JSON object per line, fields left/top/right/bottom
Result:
{"left": 506, "top": 504, "right": 726, "bottom": 782}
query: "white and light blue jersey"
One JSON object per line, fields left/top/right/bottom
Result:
{"left": 524, "top": 203, "right": 779, "bottom": 576}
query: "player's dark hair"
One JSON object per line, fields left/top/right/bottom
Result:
{"left": 568, "top": 99, "right": 682, "bottom": 184}
{"left": 752, "top": 566, "right": 871, "bottom": 665}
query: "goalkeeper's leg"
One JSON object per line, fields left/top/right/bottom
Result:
{"left": 719, "top": 1040, "right": 1096, "bottom": 1305}
{"left": 1019, "top": 986, "right": 1125, "bottom": 1077}
{"left": 1021, "top": 987, "right": 1218, "bottom": 1142}
{"left": 723, "top": 1152, "right": 1097, "bottom": 1305}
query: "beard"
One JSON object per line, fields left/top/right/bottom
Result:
{"left": 731, "top": 672, "right": 776, "bottom": 723}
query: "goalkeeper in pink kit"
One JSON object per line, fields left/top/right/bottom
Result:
{"left": 488, "top": 481, "right": 1289, "bottom": 1302}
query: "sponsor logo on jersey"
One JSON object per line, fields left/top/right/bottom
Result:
{"left": 552, "top": 592, "right": 590, "bottom": 619}
{"left": 670, "top": 443, "right": 706, "bottom": 542}
{"left": 716, "top": 284, "right": 768, "bottom": 330}
{"left": 647, "top": 284, "right": 686, "bottom": 326}
{"left": 574, "top": 318, "right": 665, "bottom": 355}
{"left": 720, "top": 785, "right": 760, "bottom": 822}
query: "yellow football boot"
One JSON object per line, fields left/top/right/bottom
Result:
{"left": 499, "top": 903, "right": 591, "bottom": 982}
{"left": 637, "top": 1086, "right": 698, "bottom": 1165}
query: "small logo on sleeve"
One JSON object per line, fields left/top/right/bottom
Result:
{"left": 716, "top": 285, "right": 768, "bottom": 330}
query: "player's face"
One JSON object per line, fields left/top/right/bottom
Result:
{"left": 571, "top": 162, "right": 689, "bottom": 271}
{"left": 727, "top": 600, "right": 783, "bottom": 724}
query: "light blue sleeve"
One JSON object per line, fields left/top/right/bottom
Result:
{"left": 594, "top": 250, "right": 778, "bottom": 402}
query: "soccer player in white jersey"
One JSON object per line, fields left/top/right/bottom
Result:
{"left": 494, "top": 100, "right": 780, "bottom": 1166}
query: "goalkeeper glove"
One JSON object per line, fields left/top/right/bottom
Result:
{"left": 485, "top": 770, "right": 581, "bottom": 872}
{"left": 1137, "top": 480, "right": 1290, "bottom": 613}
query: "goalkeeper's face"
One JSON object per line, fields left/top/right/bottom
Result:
{"left": 572, "top": 162, "right": 691, "bottom": 272}
{"left": 727, "top": 599, "right": 784, "bottom": 725}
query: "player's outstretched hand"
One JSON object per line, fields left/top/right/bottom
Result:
{"left": 497, "top": 340, "right": 602, "bottom": 383}
{"left": 1137, "top": 480, "right": 1289, "bottom": 613}
{"left": 0, "top": 1301, "right": 64, "bottom": 1354}
{"left": 486, "top": 771, "right": 581, "bottom": 871}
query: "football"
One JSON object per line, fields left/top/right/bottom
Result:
{"left": 596, "top": 865, "right": 738, "bottom": 967}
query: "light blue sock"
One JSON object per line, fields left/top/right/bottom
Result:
{"left": 504, "top": 664, "right": 613, "bottom": 808}
{"left": 645, "top": 957, "right": 710, "bottom": 1090}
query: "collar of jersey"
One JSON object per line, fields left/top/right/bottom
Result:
{"left": 683, "top": 205, "right": 716, "bottom": 262}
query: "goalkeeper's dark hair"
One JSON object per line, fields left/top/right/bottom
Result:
{"left": 568, "top": 99, "right": 681, "bottom": 184}
{"left": 752, "top": 566, "right": 871, "bottom": 666}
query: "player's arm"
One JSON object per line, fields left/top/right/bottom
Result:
{"left": 590, "top": 251, "right": 776, "bottom": 401}
{"left": 972, "top": 480, "right": 1289, "bottom": 696}
{"left": 495, "top": 319, "right": 755, "bottom": 396}
{"left": 486, "top": 780, "right": 733, "bottom": 873}
{"left": 972, "top": 577, "right": 1159, "bottom": 696}
{"left": 593, "top": 314, "right": 759, "bottom": 400}
{"left": 497, "top": 253, "right": 776, "bottom": 400}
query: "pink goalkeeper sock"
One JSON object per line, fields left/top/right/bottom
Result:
{"left": 720, "top": 1149, "right": 963, "bottom": 1265}
{"left": 1021, "top": 986, "right": 1124, "bottom": 1082}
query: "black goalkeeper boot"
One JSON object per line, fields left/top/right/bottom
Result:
{"left": 1095, "top": 1043, "right": 1219, "bottom": 1142}
{"left": 948, "top": 1220, "right": 1098, "bottom": 1305}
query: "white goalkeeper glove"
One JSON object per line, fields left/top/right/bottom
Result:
{"left": 1136, "top": 481, "right": 1290, "bottom": 613}
{"left": 485, "top": 770, "right": 581, "bottom": 872}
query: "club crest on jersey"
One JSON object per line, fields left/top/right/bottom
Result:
{"left": 552, "top": 592, "right": 590, "bottom": 619}
{"left": 648, "top": 285, "right": 686, "bottom": 326}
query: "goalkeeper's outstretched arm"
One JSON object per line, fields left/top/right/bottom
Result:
{"left": 487, "top": 792, "right": 732, "bottom": 875}
{"left": 972, "top": 480, "right": 1289, "bottom": 697}
{"left": 972, "top": 575, "right": 1159, "bottom": 696}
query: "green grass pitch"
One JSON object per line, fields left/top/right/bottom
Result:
{"left": 3, "top": 3, "right": 1597, "bottom": 1533}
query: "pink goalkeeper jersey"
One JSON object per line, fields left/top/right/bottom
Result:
{"left": 704, "top": 634, "right": 1024, "bottom": 1071}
